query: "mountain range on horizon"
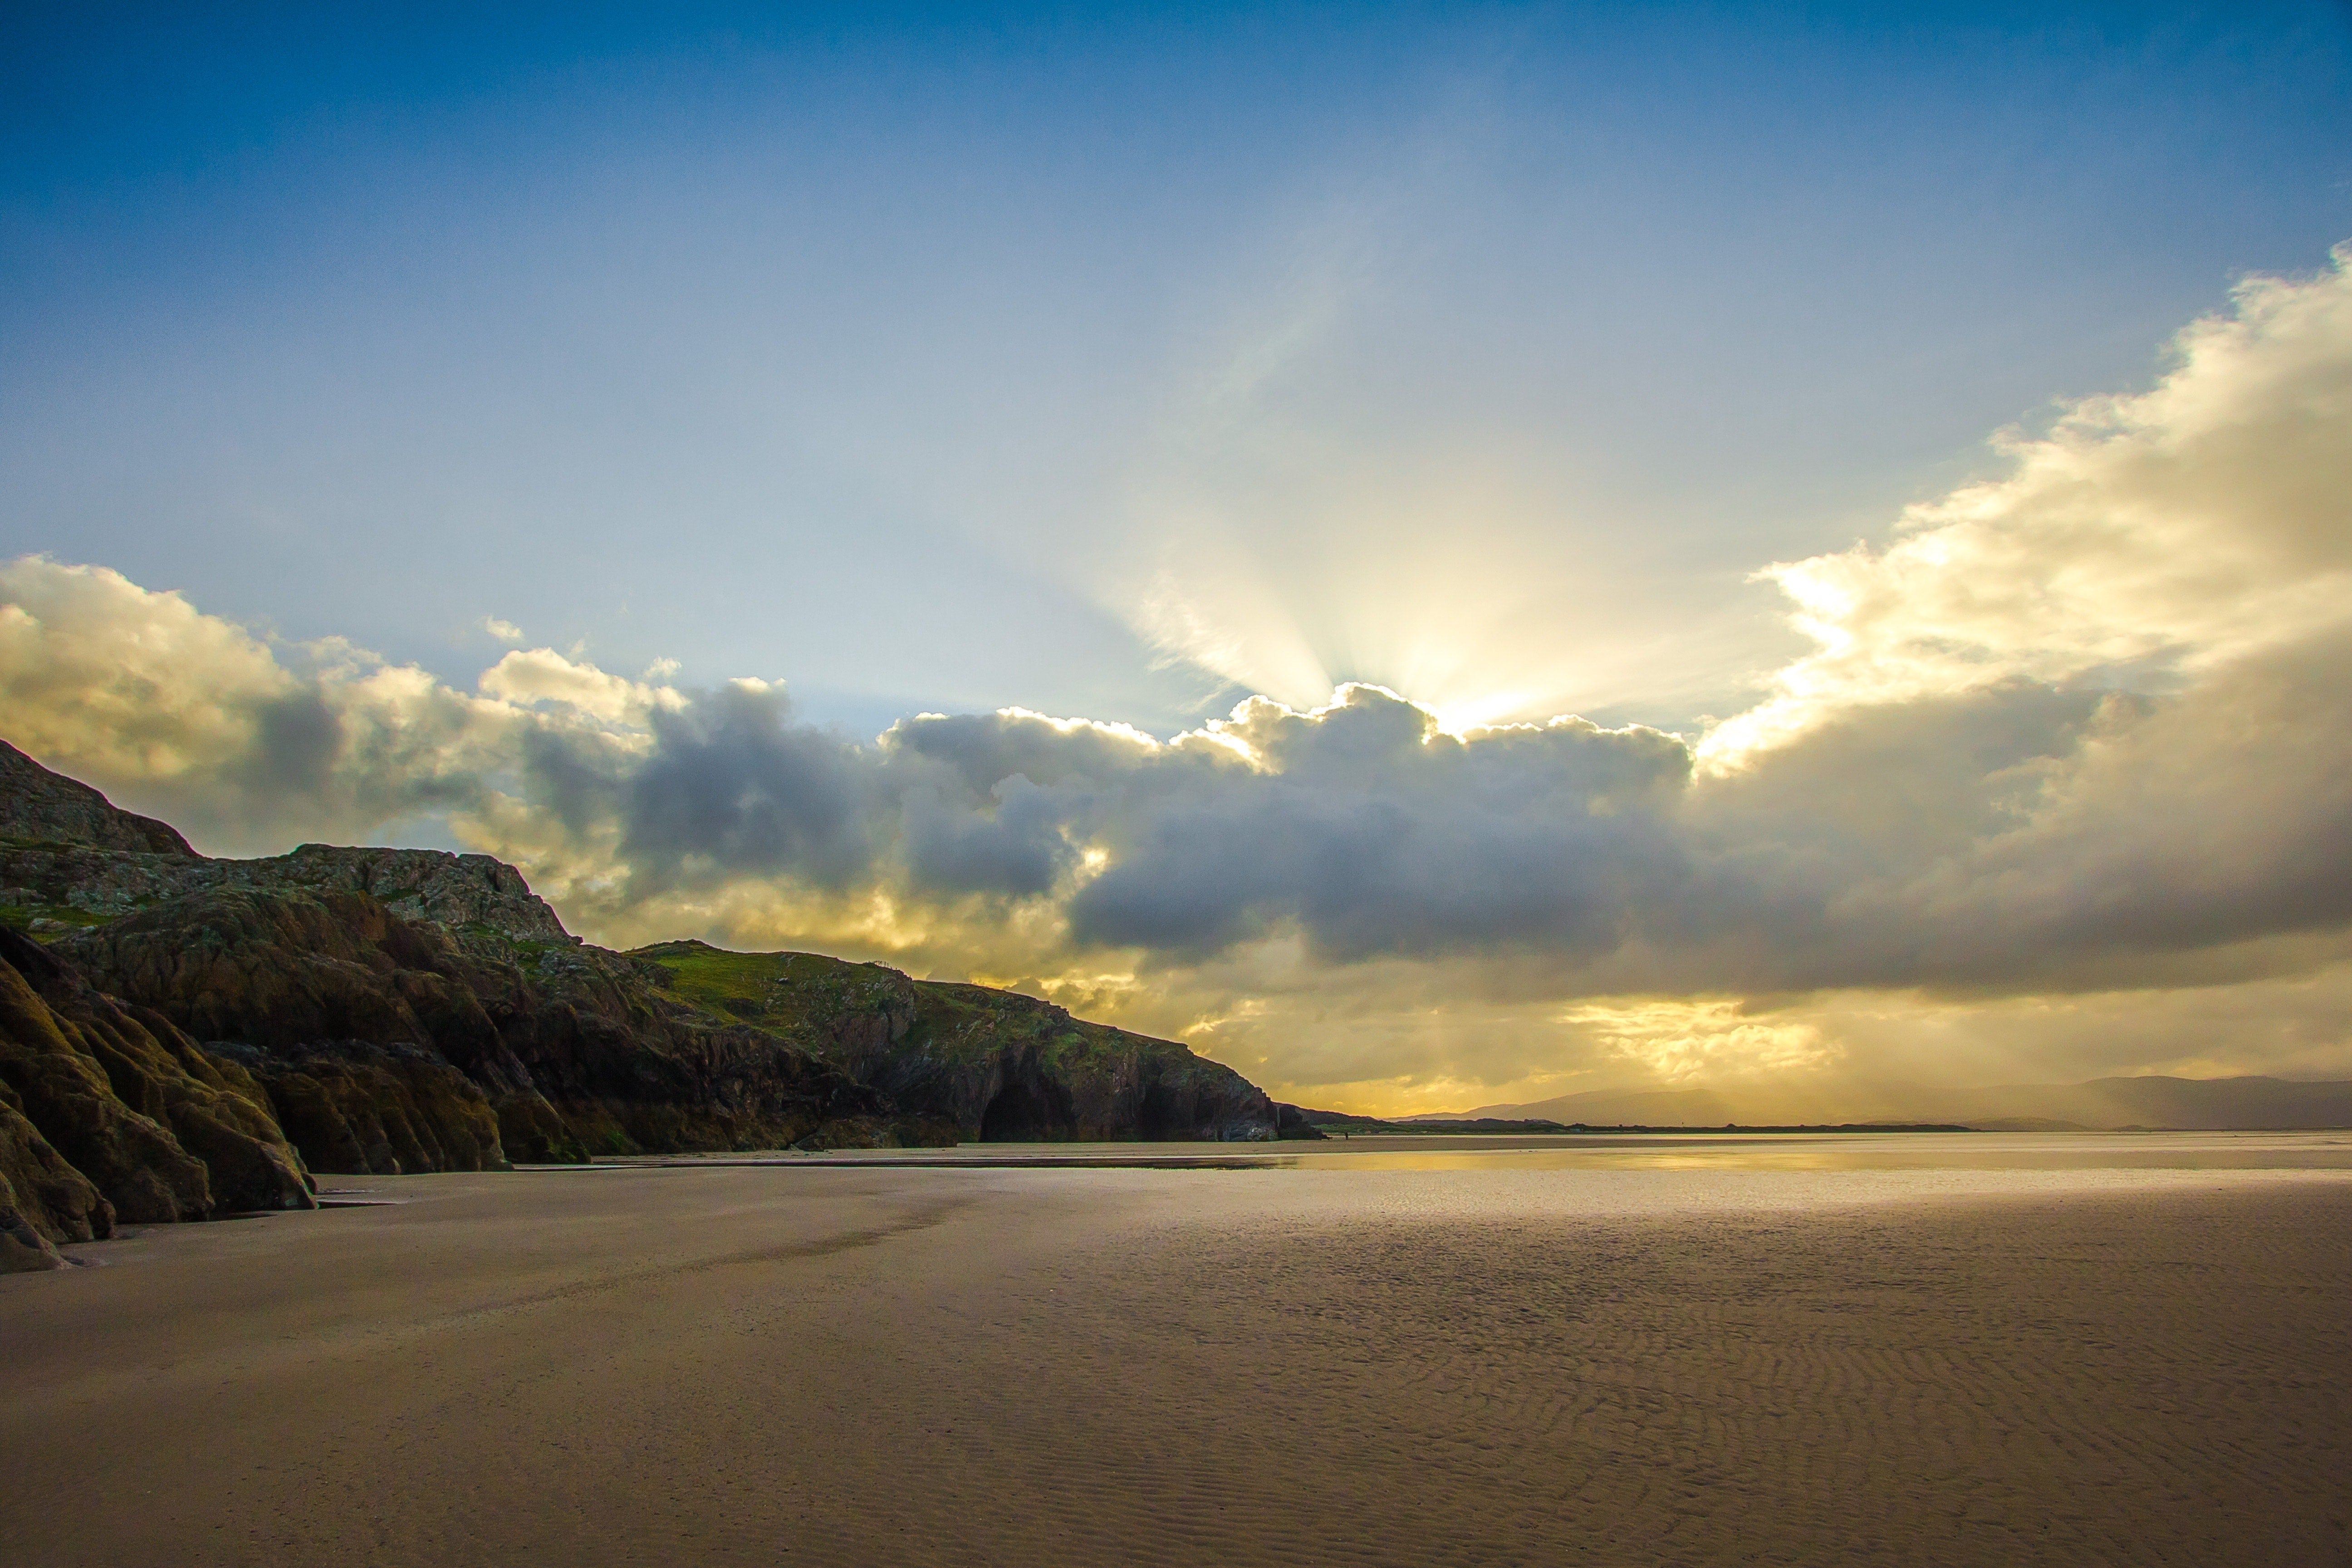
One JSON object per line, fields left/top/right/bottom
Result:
{"left": 1426, "top": 1076, "right": 2352, "bottom": 1132}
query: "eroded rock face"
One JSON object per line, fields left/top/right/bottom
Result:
{"left": 0, "top": 740, "right": 193, "bottom": 856}
{"left": 61, "top": 887, "right": 907, "bottom": 1167}
{"left": 206, "top": 1041, "right": 507, "bottom": 1176}
{"left": 633, "top": 942, "right": 1284, "bottom": 1142}
{"left": 0, "top": 1096, "right": 111, "bottom": 1248}
{"left": 0, "top": 1169, "right": 68, "bottom": 1271}
{"left": 0, "top": 927, "right": 315, "bottom": 1220}
{"left": 0, "top": 938, "right": 212, "bottom": 1223}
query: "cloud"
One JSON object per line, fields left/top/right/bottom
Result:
{"left": 1558, "top": 1000, "right": 1839, "bottom": 1086}
{"left": 3, "top": 250, "right": 2349, "bottom": 1105}
{"left": 621, "top": 681, "right": 875, "bottom": 892}
{"left": 0, "top": 559, "right": 514, "bottom": 849}
{"left": 1708, "top": 243, "right": 2352, "bottom": 764}
{"left": 1062, "top": 687, "right": 1691, "bottom": 960}
{"left": 484, "top": 616, "right": 525, "bottom": 645}
{"left": 479, "top": 646, "right": 669, "bottom": 726}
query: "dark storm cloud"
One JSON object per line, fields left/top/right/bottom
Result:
{"left": 1063, "top": 688, "right": 1693, "bottom": 958}
{"left": 618, "top": 682, "right": 875, "bottom": 890}
{"left": 561, "top": 681, "right": 1700, "bottom": 958}
{"left": 489, "top": 662, "right": 2352, "bottom": 997}
{"left": 883, "top": 708, "right": 1160, "bottom": 794}
{"left": 517, "top": 722, "right": 623, "bottom": 838}
{"left": 10, "top": 559, "right": 2352, "bottom": 1004}
{"left": 900, "top": 775, "right": 1081, "bottom": 896}
{"left": 235, "top": 690, "right": 343, "bottom": 797}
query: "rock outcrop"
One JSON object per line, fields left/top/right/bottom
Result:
{"left": 2, "top": 735, "right": 1308, "bottom": 1262}
{"left": 0, "top": 926, "right": 315, "bottom": 1242}
{"left": 59, "top": 885, "right": 918, "bottom": 1168}
{"left": 2, "top": 838, "right": 567, "bottom": 939}
{"left": 0, "top": 1096, "right": 106, "bottom": 1270}
{"left": 0, "top": 1176, "right": 69, "bottom": 1269}
{"left": 633, "top": 941, "right": 1285, "bottom": 1141}
{"left": 0, "top": 739, "right": 193, "bottom": 856}
{"left": 204, "top": 1040, "right": 508, "bottom": 1177}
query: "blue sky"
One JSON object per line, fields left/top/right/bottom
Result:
{"left": 6, "top": 4, "right": 2352, "bottom": 1108}
{"left": 7, "top": 3, "right": 2347, "bottom": 736}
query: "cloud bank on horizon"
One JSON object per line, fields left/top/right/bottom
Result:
{"left": 6, "top": 251, "right": 2350, "bottom": 1111}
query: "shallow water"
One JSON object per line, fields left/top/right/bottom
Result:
{"left": 642, "top": 1128, "right": 2352, "bottom": 1175}
{"left": 1282, "top": 1129, "right": 2352, "bottom": 1172}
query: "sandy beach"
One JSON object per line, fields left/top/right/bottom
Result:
{"left": 7, "top": 1146, "right": 2351, "bottom": 1567}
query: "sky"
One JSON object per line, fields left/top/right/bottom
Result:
{"left": 4, "top": 2, "right": 2351, "bottom": 1113}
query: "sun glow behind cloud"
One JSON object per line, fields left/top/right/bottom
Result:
{"left": 1118, "top": 456, "right": 1731, "bottom": 734}
{"left": 6, "top": 246, "right": 2352, "bottom": 1114}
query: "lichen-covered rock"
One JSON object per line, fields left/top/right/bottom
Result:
{"left": 0, "top": 927, "right": 315, "bottom": 1219}
{"left": 64, "top": 887, "right": 897, "bottom": 1163}
{"left": 0, "top": 841, "right": 570, "bottom": 941}
{"left": 60, "top": 887, "right": 548, "bottom": 1166}
{"left": 0, "top": 1095, "right": 112, "bottom": 1246}
{"left": 634, "top": 941, "right": 1284, "bottom": 1142}
{"left": 0, "top": 739, "right": 194, "bottom": 856}
{"left": 64, "top": 887, "right": 495, "bottom": 1054}
{"left": 0, "top": 939, "right": 212, "bottom": 1223}
{"left": 0, "top": 1169, "right": 67, "bottom": 1271}
{"left": 213, "top": 844, "right": 572, "bottom": 940}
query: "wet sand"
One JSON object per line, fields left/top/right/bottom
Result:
{"left": 6, "top": 1157, "right": 2351, "bottom": 1566}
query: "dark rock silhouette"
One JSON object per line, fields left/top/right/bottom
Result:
{"left": 0, "top": 739, "right": 193, "bottom": 856}
{"left": 632, "top": 941, "right": 1283, "bottom": 1142}
{"left": 0, "top": 925, "right": 314, "bottom": 1245}
{"left": 60, "top": 885, "right": 909, "bottom": 1168}
{"left": 2, "top": 736, "right": 1298, "bottom": 1246}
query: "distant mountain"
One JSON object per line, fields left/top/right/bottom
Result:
{"left": 1429, "top": 1076, "right": 2352, "bottom": 1130}
{"left": 1940, "top": 1076, "right": 2352, "bottom": 1131}
{"left": 1416, "top": 1088, "right": 1745, "bottom": 1127}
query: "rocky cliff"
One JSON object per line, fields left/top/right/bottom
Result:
{"left": 632, "top": 941, "right": 1286, "bottom": 1142}
{"left": 57, "top": 885, "right": 919, "bottom": 1168}
{"left": 0, "top": 739, "right": 193, "bottom": 856}
{"left": 1, "top": 923, "right": 317, "bottom": 1269}
{"left": 2, "top": 738, "right": 1305, "bottom": 1266}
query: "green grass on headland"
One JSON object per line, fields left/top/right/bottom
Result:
{"left": 0, "top": 902, "right": 116, "bottom": 938}
{"left": 627, "top": 940, "right": 1261, "bottom": 1128}
{"left": 630, "top": 939, "right": 911, "bottom": 1036}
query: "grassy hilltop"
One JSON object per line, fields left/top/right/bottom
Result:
{"left": 632, "top": 940, "right": 1294, "bottom": 1142}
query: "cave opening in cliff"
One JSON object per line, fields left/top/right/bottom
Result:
{"left": 1135, "top": 1080, "right": 1186, "bottom": 1139}
{"left": 980, "top": 1078, "right": 1058, "bottom": 1141}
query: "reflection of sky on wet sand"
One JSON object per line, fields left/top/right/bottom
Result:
{"left": 709, "top": 1130, "right": 2352, "bottom": 1177}
{"left": 1284, "top": 1132, "right": 2352, "bottom": 1174}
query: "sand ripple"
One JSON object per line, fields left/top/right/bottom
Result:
{"left": 4, "top": 1163, "right": 2348, "bottom": 1565}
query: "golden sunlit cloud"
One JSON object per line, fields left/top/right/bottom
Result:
{"left": 1705, "top": 244, "right": 2352, "bottom": 769}
{"left": 6, "top": 252, "right": 2352, "bottom": 1112}
{"left": 1557, "top": 1000, "right": 1840, "bottom": 1084}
